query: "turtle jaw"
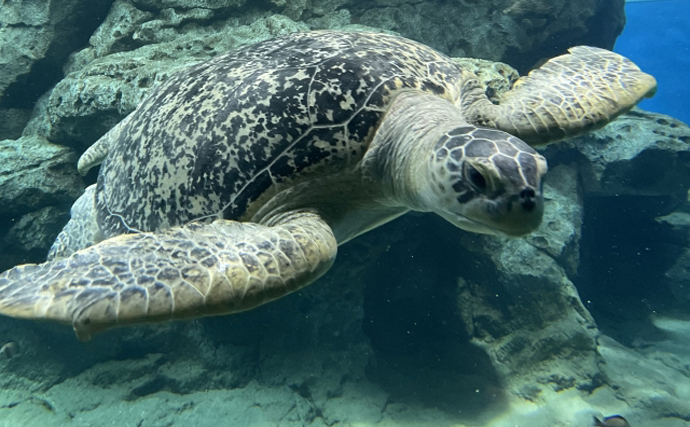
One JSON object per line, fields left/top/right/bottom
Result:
{"left": 436, "top": 193, "right": 544, "bottom": 237}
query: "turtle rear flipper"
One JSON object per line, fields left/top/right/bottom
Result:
{"left": 47, "top": 184, "right": 104, "bottom": 261}
{"left": 0, "top": 211, "right": 337, "bottom": 341}
{"left": 461, "top": 46, "right": 657, "bottom": 145}
{"left": 77, "top": 113, "right": 135, "bottom": 176}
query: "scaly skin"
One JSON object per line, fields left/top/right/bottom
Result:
{"left": 76, "top": 113, "right": 135, "bottom": 176}
{"left": 0, "top": 211, "right": 336, "bottom": 341}
{"left": 47, "top": 184, "right": 103, "bottom": 260}
{"left": 461, "top": 46, "right": 657, "bottom": 145}
{"left": 0, "top": 32, "right": 657, "bottom": 340}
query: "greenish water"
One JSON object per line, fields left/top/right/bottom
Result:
{"left": 0, "top": 1, "right": 688, "bottom": 427}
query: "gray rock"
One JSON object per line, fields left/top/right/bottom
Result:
{"left": 597, "top": 331, "right": 690, "bottom": 427}
{"left": 0, "top": 2, "right": 53, "bottom": 98}
{"left": 657, "top": 211, "right": 690, "bottom": 233}
{"left": 456, "top": 231, "right": 601, "bottom": 397}
{"left": 544, "top": 110, "right": 690, "bottom": 200}
{"left": 656, "top": 212, "right": 690, "bottom": 303}
{"left": 341, "top": 0, "right": 622, "bottom": 71}
{"left": 133, "top": 7, "right": 217, "bottom": 45}
{"left": 89, "top": 0, "right": 155, "bottom": 57}
{"left": 85, "top": 3, "right": 306, "bottom": 61}
{"left": 257, "top": 0, "right": 624, "bottom": 69}
{"left": 664, "top": 248, "right": 690, "bottom": 302}
{"left": 0, "top": 135, "right": 83, "bottom": 270}
{"left": 0, "top": 136, "right": 82, "bottom": 214}
{"left": 527, "top": 164, "right": 582, "bottom": 275}
{"left": 0, "top": 2, "right": 684, "bottom": 425}
{"left": 0, "top": 109, "right": 32, "bottom": 140}
{"left": 3, "top": 206, "right": 70, "bottom": 265}
{"left": 132, "top": 0, "right": 246, "bottom": 9}
{"left": 0, "top": 0, "right": 113, "bottom": 120}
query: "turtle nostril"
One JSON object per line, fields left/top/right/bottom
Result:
{"left": 519, "top": 187, "right": 537, "bottom": 211}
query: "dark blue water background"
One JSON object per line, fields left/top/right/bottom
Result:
{"left": 615, "top": 0, "right": 690, "bottom": 124}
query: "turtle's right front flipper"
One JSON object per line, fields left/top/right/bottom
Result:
{"left": 461, "top": 46, "right": 657, "bottom": 145}
{"left": 0, "top": 211, "right": 336, "bottom": 341}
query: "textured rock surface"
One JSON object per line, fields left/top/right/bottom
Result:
{"left": 0, "top": 0, "right": 113, "bottom": 138}
{"left": 0, "top": 136, "right": 83, "bottom": 271}
{"left": 526, "top": 164, "right": 582, "bottom": 276}
{"left": 0, "top": 218, "right": 689, "bottom": 426}
{"left": 0, "top": 109, "right": 32, "bottom": 141}
{"left": 266, "top": 0, "right": 625, "bottom": 71}
{"left": 12, "top": 0, "right": 625, "bottom": 150}
{"left": 658, "top": 212, "right": 690, "bottom": 302}
{"left": 547, "top": 113, "right": 690, "bottom": 348}
{"left": 543, "top": 110, "right": 690, "bottom": 200}
{"left": 597, "top": 321, "right": 690, "bottom": 427}
{"left": 0, "top": 0, "right": 688, "bottom": 426}
{"left": 455, "top": 225, "right": 600, "bottom": 398}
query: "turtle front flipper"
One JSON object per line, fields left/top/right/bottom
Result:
{"left": 0, "top": 211, "right": 337, "bottom": 341}
{"left": 461, "top": 46, "right": 657, "bottom": 145}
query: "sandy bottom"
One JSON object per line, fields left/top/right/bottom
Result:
{"left": 0, "top": 317, "right": 688, "bottom": 427}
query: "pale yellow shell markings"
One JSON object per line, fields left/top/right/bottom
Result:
{"left": 0, "top": 31, "right": 655, "bottom": 340}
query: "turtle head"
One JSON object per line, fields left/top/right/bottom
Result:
{"left": 420, "top": 126, "right": 547, "bottom": 236}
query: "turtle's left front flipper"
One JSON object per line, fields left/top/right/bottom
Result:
{"left": 0, "top": 211, "right": 337, "bottom": 341}
{"left": 461, "top": 46, "right": 657, "bottom": 146}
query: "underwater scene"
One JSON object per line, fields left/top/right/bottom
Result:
{"left": 0, "top": 0, "right": 688, "bottom": 426}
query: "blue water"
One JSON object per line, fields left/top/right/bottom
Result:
{"left": 615, "top": 0, "right": 690, "bottom": 124}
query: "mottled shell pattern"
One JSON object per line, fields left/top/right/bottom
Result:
{"left": 97, "top": 31, "right": 466, "bottom": 238}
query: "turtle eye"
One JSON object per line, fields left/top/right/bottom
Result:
{"left": 466, "top": 164, "right": 487, "bottom": 191}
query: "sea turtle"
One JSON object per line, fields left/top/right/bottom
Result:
{"left": 0, "top": 31, "right": 655, "bottom": 341}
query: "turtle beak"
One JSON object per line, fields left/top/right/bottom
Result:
{"left": 436, "top": 210, "right": 506, "bottom": 236}
{"left": 438, "top": 186, "right": 544, "bottom": 237}
{"left": 494, "top": 187, "right": 544, "bottom": 236}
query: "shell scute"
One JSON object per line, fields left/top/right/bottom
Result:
{"left": 96, "top": 31, "right": 464, "bottom": 236}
